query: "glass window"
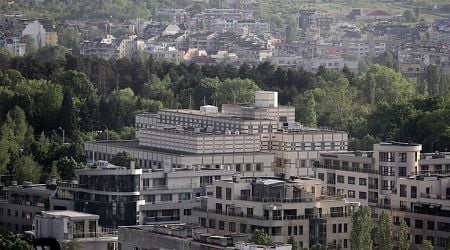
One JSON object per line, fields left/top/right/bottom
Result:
{"left": 161, "top": 194, "right": 172, "bottom": 201}
{"left": 216, "top": 187, "right": 222, "bottom": 199}
{"left": 348, "top": 177, "right": 355, "bottom": 184}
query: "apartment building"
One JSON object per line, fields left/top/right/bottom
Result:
{"left": 193, "top": 176, "right": 355, "bottom": 249}
{"left": 0, "top": 181, "right": 57, "bottom": 233}
{"left": 376, "top": 174, "right": 450, "bottom": 249}
{"left": 314, "top": 142, "right": 450, "bottom": 249}
{"left": 314, "top": 142, "right": 422, "bottom": 206}
{"left": 34, "top": 210, "right": 118, "bottom": 250}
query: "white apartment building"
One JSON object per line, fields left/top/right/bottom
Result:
{"left": 314, "top": 142, "right": 450, "bottom": 249}
{"left": 22, "top": 20, "right": 46, "bottom": 49}
{"left": 0, "top": 36, "right": 26, "bottom": 56}
{"left": 376, "top": 175, "right": 450, "bottom": 249}
{"left": 314, "top": 142, "right": 421, "bottom": 206}
{"left": 193, "top": 176, "right": 356, "bottom": 249}
{"left": 34, "top": 210, "right": 118, "bottom": 250}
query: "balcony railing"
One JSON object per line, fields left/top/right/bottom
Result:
{"left": 193, "top": 207, "right": 353, "bottom": 221}
{"left": 144, "top": 216, "right": 180, "bottom": 223}
{"left": 368, "top": 184, "right": 378, "bottom": 189}
{"left": 314, "top": 162, "right": 379, "bottom": 174}
{"left": 235, "top": 195, "right": 345, "bottom": 203}
{"left": 142, "top": 184, "right": 198, "bottom": 191}
{"left": 72, "top": 227, "right": 118, "bottom": 239}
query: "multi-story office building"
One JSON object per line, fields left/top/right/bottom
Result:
{"left": 54, "top": 160, "right": 235, "bottom": 228}
{"left": 34, "top": 210, "right": 118, "bottom": 250}
{"left": 88, "top": 91, "right": 347, "bottom": 180}
{"left": 314, "top": 142, "right": 450, "bottom": 249}
{"left": 193, "top": 176, "right": 356, "bottom": 249}
{"left": 0, "top": 181, "right": 57, "bottom": 233}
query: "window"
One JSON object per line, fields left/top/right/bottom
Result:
{"left": 240, "top": 224, "right": 247, "bottom": 233}
{"left": 145, "top": 195, "right": 155, "bottom": 202}
{"left": 359, "top": 192, "right": 367, "bottom": 200}
{"left": 247, "top": 207, "right": 253, "bottom": 216}
{"left": 344, "top": 224, "right": 347, "bottom": 233}
{"left": 359, "top": 178, "right": 367, "bottom": 186}
{"left": 161, "top": 194, "right": 172, "bottom": 201}
{"left": 338, "top": 224, "right": 342, "bottom": 233}
{"left": 288, "top": 226, "right": 292, "bottom": 235}
{"left": 209, "top": 219, "right": 215, "bottom": 229}
{"left": 216, "top": 203, "right": 222, "bottom": 212}
{"left": 179, "top": 193, "right": 191, "bottom": 201}
{"left": 348, "top": 177, "right": 355, "bottom": 185}
{"left": 415, "top": 234, "right": 423, "bottom": 244}
{"left": 411, "top": 186, "right": 417, "bottom": 198}
{"left": 380, "top": 152, "right": 395, "bottom": 162}
{"left": 256, "top": 163, "right": 262, "bottom": 171}
{"left": 337, "top": 175, "right": 344, "bottom": 183}
{"left": 399, "top": 167, "right": 407, "bottom": 177}
{"left": 318, "top": 173, "right": 324, "bottom": 181}
{"left": 299, "top": 226, "right": 303, "bottom": 235}
{"left": 348, "top": 190, "right": 355, "bottom": 198}
{"left": 333, "top": 224, "right": 337, "bottom": 233}
{"left": 226, "top": 188, "right": 232, "bottom": 200}
{"left": 380, "top": 166, "right": 395, "bottom": 176}
{"left": 235, "top": 164, "right": 241, "bottom": 172}
{"left": 245, "top": 164, "right": 252, "bottom": 172}
{"left": 294, "top": 226, "right": 298, "bottom": 235}
{"left": 216, "top": 187, "right": 222, "bottom": 199}
{"left": 415, "top": 220, "right": 423, "bottom": 229}
{"left": 184, "top": 209, "right": 192, "bottom": 216}
{"left": 219, "top": 221, "right": 224, "bottom": 230}
{"left": 399, "top": 153, "right": 407, "bottom": 162}
{"left": 382, "top": 180, "right": 395, "bottom": 190}
{"left": 400, "top": 185, "right": 407, "bottom": 197}
{"left": 229, "top": 222, "right": 236, "bottom": 232}
{"left": 427, "top": 221, "right": 434, "bottom": 230}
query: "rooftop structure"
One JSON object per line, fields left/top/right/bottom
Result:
{"left": 34, "top": 210, "right": 117, "bottom": 250}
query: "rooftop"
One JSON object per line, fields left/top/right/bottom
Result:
{"left": 41, "top": 210, "right": 99, "bottom": 219}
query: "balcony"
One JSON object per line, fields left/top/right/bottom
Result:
{"left": 314, "top": 162, "right": 379, "bottom": 174}
{"left": 142, "top": 184, "right": 198, "bottom": 191}
{"left": 193, "top": 207, "right": 353, "bottom": 221}
{"left": 72, "top": 227, "right": 118, "bottom": 239}
{"left": 144, "top": 216, "right": 181, "bottom": 223}
{"left": 368, "top": 184, "right": 378, "bottom": 190}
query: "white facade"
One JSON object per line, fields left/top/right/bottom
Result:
{"left": 35, "top": 210, "right": 117, "bottom": 250}
{"left": 22, "top": 20, "right": 46, "bottom": 49}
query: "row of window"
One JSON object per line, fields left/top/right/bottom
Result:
{"left": 0, "top": 208, "right": 33, "bottom": 220}
{"left": 143, "top": 193, "right": 192, "bottom": 203}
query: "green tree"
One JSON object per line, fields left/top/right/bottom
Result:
{"left": 402, "top": 9, "right": 416, "bottom": 22}
{"left": 55, "top": 70, "right": 95, "bottom": 99}
{"left": 285, "top": 23, "right": 298, "bottom": 43}
{"left": 23, "top": 35, "right": 36, "bottom": 54}
{"left": 421, "top": 240, "right": 433, "bottom": 250}
{"left": 250, "top": 229, "right": 273, "bottom": 246}
{"left": 398, "top": 219, "right": 411, "bottom": 250}
{"left": 294, "top": 90, "right": 317, "bottom": 127}
{"left": 0, "top": 227, "right": 33, "bottom": 250}
{"left": 59, "top": 27, "right": 81, "bottom": 54}
{"left": 142, "top": 74, "right": 174, "bottom": 108}
{"left": 13, "top": 155, "right": 42, "bottom": 184}
{"left": 215, "top": 78, "right": 261, "bottom": 106}
{"left": 375, "top": 211, "right": 393, "bottom": 250}
{"left": 287, "top": 236, "right": 298, "bottom": 250}
{"left": 54, "top": 156, "right": 82, "bottom": 180}
{"left": 58, "top": 90, "right": 78, "bottom": 139}
{"left": 110, "top": 151, "right": 133, "bottom": 168}
{"left": 350, "top": 206, "right": 373, "bottom": 250}
{"left": 33, "top": 45, "right": 68, "bottom": 63}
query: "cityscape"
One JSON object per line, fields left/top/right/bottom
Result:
{"left": 0, "top": 0, "right": 450, "bottom": 249}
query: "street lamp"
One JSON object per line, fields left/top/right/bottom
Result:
{"left": 58, "top": 127, "right": 65, "bottom": 144}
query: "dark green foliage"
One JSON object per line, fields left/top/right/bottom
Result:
{"left": 110, "top": 151, "right": 133, "bottom": 168}
{"left": 350, "top": 206, "right": 373, "bottom": 250}
{"left": 0, "top": 227, "right": 33, "bottom": 250}
{"left": 250, "top": 229, "right": 273, "bottom": 246}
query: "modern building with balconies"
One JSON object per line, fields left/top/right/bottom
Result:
{"left": 193, "top": 176, "right": 356, "bottom": 249}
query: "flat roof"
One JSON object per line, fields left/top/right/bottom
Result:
{"left": 160, "top": 109, "right": 274, "bottom": 121}
{"left": 42, "top": 210, "right": 99, "bottom": 219}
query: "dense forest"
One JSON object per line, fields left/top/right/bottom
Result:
{"left": 0, "top": 46, "right": 450, "bottom": 183}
